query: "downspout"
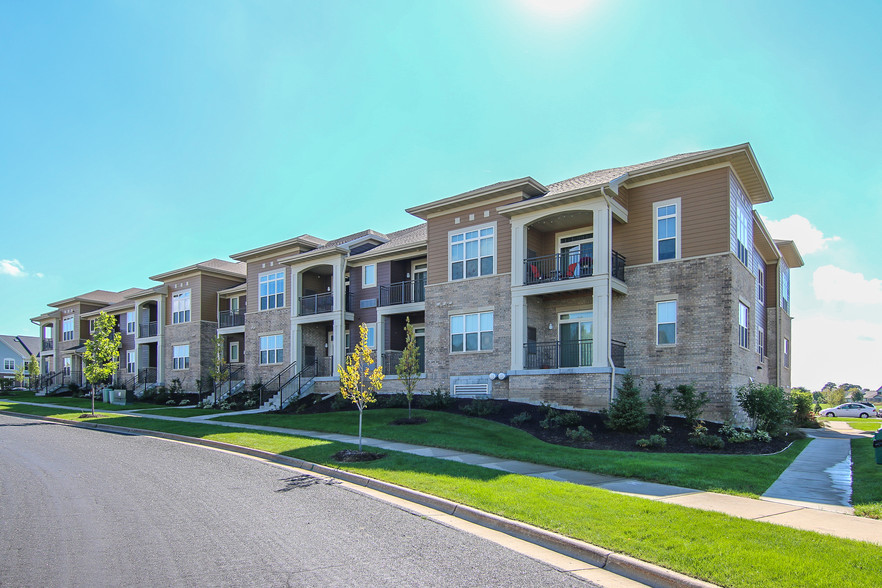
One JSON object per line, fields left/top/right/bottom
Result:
{"left": 601, "top": 185, "right": 616, "bottom": 402}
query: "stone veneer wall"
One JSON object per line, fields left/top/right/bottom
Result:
{"left": 163, "top": 321, "right": 216, "bottom": 392}
{"left": 245, "top": 308, "right": 289, "bottom": 386}
{"left": 507, "top": 371, "right": 618, "bottom": 411}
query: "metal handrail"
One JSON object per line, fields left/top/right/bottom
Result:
{"left": 42, "top": 339, "right": 54, "bottom": 351}
{"left": 256, "top": 361, "right": 297, "bottom": 405}
{"left": 275, "top": 361, "right": 320, "bottom": 410}
{"left": 378, "top": 280, "right": 426, "bottom": 306}
{"left": 611, "top": 251, "right": 626, "bottom": 281}
{"left": 523, "top": 340, "right": 594, "bottom": 369}
{"left": 138, "top": 322, "right": 158, "bottom": 338}
{"left": 523, "top": 252, "right": 593, "bottom": 285}
{"left": 218, "top": 310, "right": 246, "bottom": 328}
{"left": 212, "top": 365, "right": 246, "bottom": 404}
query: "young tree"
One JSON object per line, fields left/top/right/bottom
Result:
{"left": 337, "top": 323, "right": 384, "bottom": 451}
{"left": 395, "top": 316, "right": 421, "bottom": 419}
{"left": 671, "top": 384, "right": 709, "bottom": 427}
{"left": 83, "top": 311, "right": 122, "bottom": 416}
{"left": 208, "top": 335, "right": 228, "bottom": 404}
{"left": 606, "top": 374, "right": 649, "bottom": 433}
{"left": 28, "top": 354, "right": 40, "bottom": 389}
{"left": 13, "top": 363, "right": 26, "bottom": 387}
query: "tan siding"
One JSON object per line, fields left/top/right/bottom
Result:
{"left": 616, "top": 168, "right": 730, "bottom": 266}
{"left": 426, "top": 196, "right": 520, "bottom": 285}
{"left": 614, "top": 185, "right": 629, "bottom": 209}
{"left": 199, "top": 275, "right": 244, "bottom": 321}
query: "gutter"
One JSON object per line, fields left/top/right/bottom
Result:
{"left": 601, "top": 185, "right": 617, "bottom": 402}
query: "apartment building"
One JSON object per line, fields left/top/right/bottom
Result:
{"left": 31, "top": 143, "right": 801, "bottom": 420}
{"left": 0, "top": 335, "right": 39, "bottom": 383}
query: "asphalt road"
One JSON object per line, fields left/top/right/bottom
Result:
{"left": 0, "top": 414, "right": 590, "bottom": 587}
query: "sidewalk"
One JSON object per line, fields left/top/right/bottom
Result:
{"left": 8, "top": 400, "right": 882, "bottom": 545}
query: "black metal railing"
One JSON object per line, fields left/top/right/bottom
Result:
{"left": 379, "top": 280, "right": 426, "bottom": 306}
{"left": 299, "top": 292, "right": 333, "bottom": 316}
{"left": 276, "top": 361, "right": 320, "bottom": 410}
{"left": 212, "top": 365, "right": 246, "bottom": 404}
{"left": 256, "top": 361, "right": 297, "bottom": 406}
{"left": 42, "top": 339, "right": 53, "bottom": 351}
{"left": 611, "top": 339, "right": 626, "bottom": 368}
{"left": 61, "top": 370, "right": 84, "bottom": 388}
{"left": 139, "top": 322, "right": 158, "bottom": 338}
{"left": 218, "top": 310, "right": 246, "bottom": 328}
{"left": 137, "top": 367, "right": 157, "bottom": 385}
{"left": 381, "top": 349, "right": 424, "bottom": 375}
{"left": 524, "top": 340, "right": 593, "bottom": 369}
{"left": 37, "top": 371, "right": 61, "bottom": 391}
{"left": 611, "top": 251, "right": 626, "bottom": 281}
{"left": 524, "top": 253, "right": 594, "bottom": 285}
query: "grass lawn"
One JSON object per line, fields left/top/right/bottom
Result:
{"left": 851, "top": 438, "right": 882, "bottom": 519}
{"left": 818, "top": 417, "right": 882, "bottom": 432}
{"left": 0, "top": 401, "right": 878, "bottom": 588}
{"left": 134, "top": 407, "right": 224, "bottom": 417}
{"left": 216, "top": 408, "right": 808, "bottom": 496}
{"left": 0, "top": 392, "right": 166, "bottom": 411}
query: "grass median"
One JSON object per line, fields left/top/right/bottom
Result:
{"left": 851, "top": 438, "right": 882, "bottom": 519}
{"left": 217, "top": 408, "right": 808, "bottom": 496}
{"left": 2, "top": 401, "right": 878, "bottom": 588}
{"left": 0, "top": 392, "right": 166, "bottom": 412}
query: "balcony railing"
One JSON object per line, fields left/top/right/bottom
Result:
{"left": 42, "top": 339, "right": 54, "bottom": 351}
{"left": 381, "top": 349, "right": 425, "bottom": 375}
{"left": 524, "top": 340, "right": 593, "bottom": 369}
{"left": 379, "top": 280, "right": 426, "bottom": 307}
{"left": 218, "top": 310, "right": 246, "bottom": 328}
{"left": 611, "top": 339, "right": 626, "bottom": 368}
{"left": 523, "top": 251, "right": 626, "bottom": 285}
{"left": 298, "top": 292, "right": 352, "bottom": 316}
{"left": 138, "top": 322, "right": 158, "bottom": 338}
{"left": 137, "top": 367, "right": 157, "bottom": 385}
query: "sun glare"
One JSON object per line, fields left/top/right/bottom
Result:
{"left": 520, "top": 0, "right": 595, "bottom": 18}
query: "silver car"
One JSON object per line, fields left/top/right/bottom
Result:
{"left": 821, "top": 403, "right": 878, "bottom": 418}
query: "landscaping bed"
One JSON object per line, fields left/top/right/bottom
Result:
{"left": 288, "top": 393, "right": 793, "bottom": 455}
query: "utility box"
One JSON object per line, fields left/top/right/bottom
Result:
{"left": 874, "top": 427, "right": 882, "bottom": 465}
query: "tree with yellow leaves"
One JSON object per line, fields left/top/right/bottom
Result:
{"left": 337, "top": 322, "right": 384, "bottom": 451}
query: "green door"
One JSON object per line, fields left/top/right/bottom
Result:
{"left": 558, "top": 311, "right": 593, "bottom": 367}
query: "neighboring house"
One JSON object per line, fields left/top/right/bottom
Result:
{"left": 31, "top": 143, "right": 802, "bottom": 420}
{"left": 0, "top": 334, "right": 40, "bottom": 383}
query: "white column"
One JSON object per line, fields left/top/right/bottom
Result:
{"left": 593, "top": 206, "right": 610, "bottom": 277}
{"left": 511, "top": 219, "right": 528, "bottom": 287}
{"left": 156, "top": 298, "right": 165, "bottom": 383}
{"left": 593, "top": 288, "right": 609, "bottom": 367}
{"left": 332, "top": 255, "right": 347, "bottom": 375}
{"left": 510, "top": 294, "right": 527, "bottom": 370}
{"left": 292, "top": 323, "right": 303, "bottom": 368}
{"left": 376, "top": 311, "right": 385, "bottom": 370}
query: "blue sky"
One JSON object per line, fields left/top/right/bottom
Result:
{"left": 2, "top": 0, "right": 880, "bottom": 390}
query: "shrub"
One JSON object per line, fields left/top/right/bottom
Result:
{"left": 689, "top": 421, "right": 708, "bottom": 438}
{"left": 754, "top": 430, "right": 772, "bottom": 443}
{"left": 330, "top": 392, "right": 351, "bottom": 411}
{"left": 689, "top": 434, "right": 725, "bottom": 449}
{"left": 791, "top": 390, "right": 818, "bottom": 427}
{"left": 671, "top": 384, "right": 709, "bottom": 427}
{"left": 729, "top": 431, "right": 754, "bottom": 443}
{"left": 379, "top": 393, "right": 409, "bottom": 409}
{"left": 636, "top": 434, "right": 667, "bottom": 449}
{"left": 461, "top": 399, "right": 500, "bottom": 417}
{"left": 736, "top": 382, "right": 792, "bottom": 435}
{"left": 606, "top": 374, "right": 649, "bottom": 433}
{"left": 647, "top": 383, "right": 669, "bottom": 428}
{"left": 510, "top": 411, "right": 531, "bottom": 427}
{"left": 540, "top": 407, "right": 582, "bottom": 429}
{"left": 243, "top": 399, "right": 257, "bottom": 409}
{"left": 165, "top": 399, "right": 177, "bottom": 405}
{"left": 656, "top": 425, "right": 671, "bottom": 434}
{"left": 421, "top": 387, "right": 454, "bottom": 410}
{"left": 565, "top": 426, "right": 594, "bottom": 443}
{"left": 178, "top": 399, "right": 190, "bottom": 406}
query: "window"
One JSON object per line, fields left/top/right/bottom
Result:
{"left": 259, "top": 271, "right": 285, "bottom": 310}
{"left": 230, "top": 341, "right": 240, "bottom": 363}
{"left": 738, "top": 303, "right": 750, "bottom": 349}
{"left": 365, "top": 323, "right": 376, "bottom": 348}
{"left": 781, "top": 267, "right": 790, "bottom": 314}
{"left": 654, "top": 199, "right": 680, "bottom": 261}
{"left": 656, "top": 301, "right": 677, "bottom": 345}
{"left": 63, "top": 357, "right": 71, "bottom": 375}
{"left": 126, "top": 350, "right": 135, "bottom": 374}
{"left": 450, "top": 225, "right": 494, "bottom": 280}
{"left": 757, "top": 268, "right": 765, "bottom": 304}
{"left": 126, "top": 311, "right": 135, "bottom": 334}
{"left": 172, "top": 290, "right": 191, "bottom": 324}
{"left": 736, "top": 207, "right": 751, "bottom": 267}
{"left": 784, "top": 338, "right": 790, "bottom": 368}
{"left": 362, "top": 264, "right": 376, "bottom": 288}
{"left": 173, "top": 345, "right": 189, "bottom": 370}
{"left": 62, "top": 316, "right": 74, "bottom": 341}
{"left": 757, "top": 327, "right": 765, "bottom": 358}
{"left": 3, "top": 358, "right": 14, "bottom": 371}
{"left": 260, "top": 334, "right": 284, "bottom": 365}
{"left": 89, "top": 319, "right": 96, "bottom": 333}
{"left": 450, "top": 312, "right": 493, "bottom": 352}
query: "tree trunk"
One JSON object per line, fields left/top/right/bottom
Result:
{"left": 408, "top": 398, "right": 412, "bottom": 420}
{"left": 358, "top": 408, "right": 363, "bottom": 451}
{"left": 91, "top": 384, "right": 96, "bottom": 416}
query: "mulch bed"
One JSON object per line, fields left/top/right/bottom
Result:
{"left": 333, "top": 449, "right": 386, "bottom": 462}
{"left": 289, "top": 394, "right": 793, "bottom": 455}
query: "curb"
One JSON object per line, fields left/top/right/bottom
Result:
{"left": 1, "top": 410, "right": 717, "bottom": 588}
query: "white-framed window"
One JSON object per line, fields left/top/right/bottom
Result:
{"left": 362, "top": 264, "right": 376, "bottom": 288}
{"left": 126, "top": 350, "right": 136, "bottom": 374}
{"left": 656, "top": 301, "right": 677, "bottom": 345}
{"left": 260, "top": 334, "right": 284, "bottom": 365}
{"left": 450, "top": 311, "right": 493, "bottom": 352}
{"left": 781, "top": 266, "right": 790, "bottom": 314}
{"left": 783, "top": 338, "right": 790, "bottom": 368}
{"left": 259, "top": 271, "right": 285, "bottom": 310}
{"left": 738, "top": 303, "right": 749, "bottom": 349}
{"left": 62, "top": 316, "right": 74, "bottom": 341}
{"left": 230, "top": 341, "right": 240, "bottom": 363}
{"left": 757, "top": 327, "right": 765, "bottom": 358}
{"left": 126, "top": 311, "right": 136, "bottom": 334}
{"left": 173, "top": 345, "right": 189, "bottom": 370}
{"left": 757, "top": 268, "right": 765, "bottom": 304}
{"left": 3, "top": 358, "right": 14, "bottom": 371}
{"left": 63, "top": 356, "right": 71, "bottom": 375}
{"left": 364, "top": 323, "right": 377, "bottom": 348}
{"left": 88, "top": 319, "right": 96, "bottom": 334}
{"left": 172, "top": 290, "right": 191, "bottom": 324}
{"left": 653, "top": 199, "right": 680, "bottom": 262}
{"left": 450, "top": 224, "right": 494, "bottom": 280}
{"left": 736, "top": 207, "right": 751, "bottom": 267}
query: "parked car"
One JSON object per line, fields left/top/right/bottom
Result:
{"left": 821, "top": 403, "right": 878, "bottom": 418}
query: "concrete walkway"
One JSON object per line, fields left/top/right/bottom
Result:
{"left": 7, "top": 400, "right": 882, "bottom": 545}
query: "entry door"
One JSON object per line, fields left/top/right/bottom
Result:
{"left": 558, "top": 232, "right": 594, "bottom": 278}
{"left": 412, "top": 262, "right": 427, "bottom": 302}
{"left": 558, "top": 311, "right": 593, "bottom": 367}
{"left": 414, "top": 325, "right": 425, "bottom": 373}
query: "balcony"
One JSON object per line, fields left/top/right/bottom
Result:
{"left": 138, "top": 322, "right": 158, "bottom": 338}
{"left": 381, "top": 349, "right": 425, "bottom": 375}
{"left": 523, "top": 250, "right": 625, "bottom": 285}
{"left": 218, "top": 310, "right": 245, "bottom": 328}
{"left": 42, "top": 339, "right": 53, "bottom": 351}
{"left": 379, "top": 280, "right": 426, "bottom": 307}
{"left": 524, "top": 340, "right": 593, "bottom": 369}
{"left": 298, "top": 292, "right": 352, "bottom": 316}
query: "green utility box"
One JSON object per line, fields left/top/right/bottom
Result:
{"left": 874, "top": 428, "right": 882, "bottom": 465}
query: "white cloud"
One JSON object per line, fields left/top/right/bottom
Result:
{"left": 813, "top": 265, "right": 882, "bottom": 304}
{"left": 0, "top": 259, "right": 27, "bottom": 277}
{"left": 35, "top": 272, "right": 44, "bottom": 278}
{"left": 762, "top": 214, "right": 840, "bottom": 255}
{"left": 793, "top": 314, "right": 882, "bottom": 391}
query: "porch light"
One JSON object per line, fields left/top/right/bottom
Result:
{"left": 548, "top": 323, "right": 554, "bottom": 330}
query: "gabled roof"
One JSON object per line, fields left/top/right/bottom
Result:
{"left": 149, "top": 259, "right": 246, "bottom": 282}
{"left": 348, "top": 223, "right": 427, "bottom": 261}
{"left": 774, "top": 240, "right": 805, "bottom": 269}
{"left": 0, "top": 335, "right": 40, "bottom": 358}
{"left": 49, "top": 289, "right": 129, "bottom": 308}
{"left": 230, "top": 235, "right": 327, "bottom": 261}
